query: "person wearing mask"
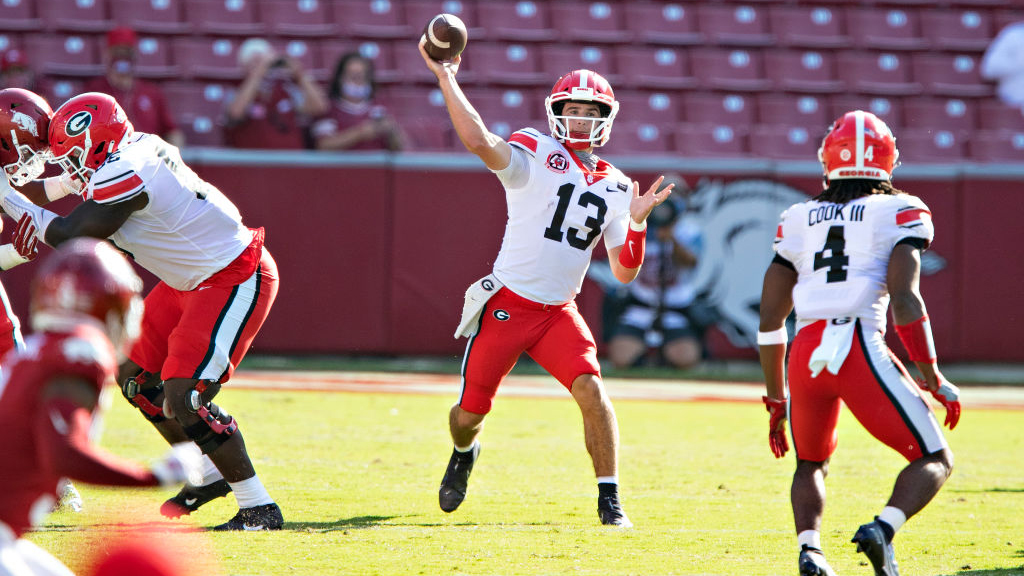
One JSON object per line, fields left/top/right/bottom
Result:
{"left": 311, "top": 52, "right": 404, "bottom": 151}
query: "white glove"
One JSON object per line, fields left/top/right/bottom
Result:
{"left": 150, "top": 442, "right": 203, "bottom": 487}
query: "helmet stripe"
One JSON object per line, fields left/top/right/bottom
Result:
{"left": 854, "top": 110, "right": 865, "bottom": 170}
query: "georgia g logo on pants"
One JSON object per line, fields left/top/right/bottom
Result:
{"left": 493, "top": 310, "right": 510, "bottom": 321}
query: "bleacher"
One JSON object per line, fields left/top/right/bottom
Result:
{"left": 2, "top": 0, "right": 1022, "bottom": 161}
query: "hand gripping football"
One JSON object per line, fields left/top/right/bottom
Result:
{"left": 423, "top": 13, "right": 468, "bottom": 61}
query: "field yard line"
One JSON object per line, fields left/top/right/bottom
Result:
{"left": 228, "top": 370, "right": 1024, "bottom": 409}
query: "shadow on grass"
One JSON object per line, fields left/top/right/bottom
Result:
{"left": 284, "top": 515, "right": 557, "bottom": 532}
{"left": 951, "top": 568, "right": 1024, "bottom": 576}
{"left": 949, "top": 487, "right": 1024, "bottom": 494}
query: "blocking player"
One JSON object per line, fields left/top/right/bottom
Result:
{"left": 419, "top": 38, "right": 674, "bottom": 527}
{"left": 757, "top": 111, "right": 960, "bottom": 576}
{"left": 0, "top": 238, "right": 203, "bottom": 576}
{"left": 0, "top": 92, "right": 283, "bottom": 531}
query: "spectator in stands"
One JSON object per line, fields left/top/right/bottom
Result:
{"left": 982, "top": 21, "right": 1024, "bottom": 112}
{"left": 312, "top": 51, "right": 404, "bottom": 151}
{"left": 85, "top": 26, "right": 184, "bottom": 148}
{"left": 224, "top": 38, "right": 328, "bottom": 150}
{"left": 0, "top": 49, "right": 36, "bottom": 91}
{"left": 604, "top": 176, "right": 705, "bottom": 370}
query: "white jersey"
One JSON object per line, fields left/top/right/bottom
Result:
{"left": 773, "top": 193, "right": 934, "bottom": 334}
{"left": 492, "top": 128, "right": 633, "bottom": 305}
{"left": 84, "top": 133, "right": 252, "bottom": 291}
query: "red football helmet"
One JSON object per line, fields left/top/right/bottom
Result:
{"left": 0, "top": 88, "right": 53, "bottom": 186}
{"left": 818, "top": 110, "right": 899, "bottom": 181}
{"left": 48, "top": 92, "right": 134, "bottom": 185}
{"left": 544, "top": 69, "right": 619, "bottom": 150}
{"left": 31, "top": 237, "right": 143, "bottom": 350}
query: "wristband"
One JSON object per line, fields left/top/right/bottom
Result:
{"left": 757, "top": 326, "right": 789, "bottom": 345}
{"left": 43, "top": 175, "right": 73, "bottom": 202}
{"left": 0, "top": 244, "right": 30, "bottom": 270}
{"left": 617, "top": 220, "right": 647, "bottom": 269}
{"left": 894, "top": 314, "right": 937, "bottom": 363}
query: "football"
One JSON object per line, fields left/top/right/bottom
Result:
{"left": 423, "top": 13, "right": 468, "bottom": 61}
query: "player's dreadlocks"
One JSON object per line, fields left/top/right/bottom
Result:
{"left": 813, "top": 179, "right": 907, "bottom": 204}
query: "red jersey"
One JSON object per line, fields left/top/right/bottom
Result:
{"left": 0, "top": 324, "right": 157, "bottom": 537}
{"left": 310, "top": 100, "right": 391, "bottom": 150}
{"left": 224, "top": 79, "right": 306, "bottom": 150}
{"left": 83, "top": 76, "right": 178, "bottom": 138}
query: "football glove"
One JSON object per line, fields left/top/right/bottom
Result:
{"left": 918, "top": 376, "right": 961, "bottom": 430}
{"left": 12, "top": 213, "right": 38, "bottom": 261}
{"left": 762, "top": 396, "right": 789, "bottom": 458}
{"left": 150, "top": 442, "right": 203, "bottom": 487}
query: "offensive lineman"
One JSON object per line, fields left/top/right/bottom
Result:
{"left": 1, "top": 92, "right": 282, "bottom": 531}
{"left": 758, "top": 111, "right": 960, "bottom": 576}
{"left": 419, "top": 38, "right": 674, "bottom": 526}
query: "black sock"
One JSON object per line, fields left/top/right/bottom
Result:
{"left": 598, "top": 482, "right": 618, "bottom": 499}
{"left": 876, "top": 518, "right": 896, "bottom": 543}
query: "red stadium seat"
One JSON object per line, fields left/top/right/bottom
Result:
{"left": 134, "top": 36, "right": 179, "bottom": 79}
{"left": 697, "top": 5, "right": 774, "bottom": 47}
{"left": 846, "top": 7, "right": 928, "bottom": 51}
{"left": 614, "top": 46, "right": 696, "bottom": 91}
{"left": 835, "top": 51, "right": 922, "bottom": 96}
{"left": 259, "top": 0, "right": 337, "bottom": 37}
{"left": 0, "top": 0, "right": 42, "bottom": 31}
{"left": 976, "top": 99, "right": 1024, "bottom": 131}
{"left": 538, "top": 45, "right": 616, "bottom": 85}
{"left": 463, "top": 87, "right": 546, "bottom": 138}
{"left": 163, "top": 81, "right": 228, "bottom": 120}
{"left": 318, "top": 40, "right": 400, "bottom": 83}
{"left": 600, "top": 121, "right": 675, "bottom": 156}
{"left": 404, "top": 1, "right": 482, "bottom": 40}
{"left": 896, "top": 128, "right": 967, "bottom": 163}
{"left": 912, "top": 53, "right": 992, "bottom": 98}
{"left": 625, "top": 3, "right": 702, "bottom": 46}
{"left": 675, "top": 123, "right": 749, "bottom": 158}
{"left": 763, "top": 50, "right": 844, "bottom": 94}
{"left": 549, "top": 2, "right": 631, "bottom": 44}
{"left": 110, "top": 0, "right": 188, "bottom": 34}
{"left": 757, "top": 94, "right": 831, "bottom": 131}
{"left": 40, "top": 0, "right": 111, "bottom": 32}
{"left": 690, "top": 49, "right": 771, "bottom": 92}
{"left": 828, "top": 96, "right": 904, "bottom": 131}
{"left": 23, "top": 35, "right": 101, "bottom": 76}
{"left": 0, "top": 34, "right": 22, "bottom": 54}
{"left": 392, "top": 37, "right": 471, "bottom": 85}
{"left": 278, "top": 38, "right": 322, "bottom": 79}
{"left": 172, "top": 37, "right": 245, "bottom": 81}
{"left": 750, "top": 124, "right": 819, "bottom": 160}
{"left": 769, "top": 6, "right": 851, "bottom": 49}
{"left": 332, "top": 0, "right": 411, "bottom": 39}
{"left": 180, "top": 115, "right": 225, "bottom": 147}
{"left": 920, "top": 9, "right": 994, "bottom": 51}
{"left": 683, "top": 92, "right": 757, "bottom": 127}
{"left": 969, "top": 130, "right": 1024, "bottom": 162}
{"left": 471, "top": 43, "right": 545, "bottom": 87}
{"left": 381, "top": 85, "right": 449, "bottom": 120}
{"left": 44, "top": 78, "right": 84, "bottom": 107}
{"left": 615, "top": 91, "right": 682, "bottom": 124}
{"left": 901, "top": 97, "right": 977, "bottom": 134}
{"left": 476, "top": 1, "right": 555, "bottom": 42}
{"left": 183, "top": 0, "right": 265, "bottom": 36}
{"left": 402, "top": 117, "right": 456, "bottom": 151}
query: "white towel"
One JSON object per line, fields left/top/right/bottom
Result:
{"left": 454, "top": 274, "right": 503, "bottom": 339}
{"left": 808, "top": 318, "right": 857, "bottom": 378}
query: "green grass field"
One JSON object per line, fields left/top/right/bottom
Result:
{"left": 29, "top": 380, "right": 1024, "bottom": 576}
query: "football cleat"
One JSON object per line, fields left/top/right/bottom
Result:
{"left": 211, "top": 503, "right": 283, "bottom": 531}
{"left": 160, "top": 479, "right": 232, "bottom": 518}
{"left": 438, "top": 442, "right": 480, "bottom": 513}
{"left": 852, "top": 520, "right": 900, "bottom": 576}
{"left": 799, "top": 544, "right": 838, "bottom": 576}
{"left": 597, "top": 494, "right": 633, "bottom": 528}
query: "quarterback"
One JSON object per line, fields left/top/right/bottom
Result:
{"left": 758, "top": 111, "right": 959, "bottom": 576}
{"left": 419, "top": 37, "right": 674, "bottom": 527}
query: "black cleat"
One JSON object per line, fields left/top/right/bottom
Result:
{"left": 211, "top": 503, "right": 283, "bottom": 531}
{"left": 438, "top": 443, "right": 480, "bottom": 513}
{"left": 597, "top": 494, "right": 633, "bottom": 528}
{"left": 161, "top": 479, "right": 232, "bottom": 518}
{"left": 799, "top": 544, "right": 838, "bottom": 576}
{"left": 852, "top": 521, "right": 900, "bottom": 576}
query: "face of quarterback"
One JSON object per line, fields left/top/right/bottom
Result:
{"left": 561, "top": 102, "right": 601, "bottom": 145}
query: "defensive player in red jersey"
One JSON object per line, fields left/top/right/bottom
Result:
{"left": 0, "top": 238, "right": 202, "bottom": 576}
{"left": 0, "top": 92, "right": 282, "bottom": 531}
{"left": 419, "top": 38, "right": 675, "bottom": 527}
{"left": 758, "top": 111, "right": 960, "bottom": 576}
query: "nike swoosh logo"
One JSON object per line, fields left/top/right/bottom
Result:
{"left": 606, "top": 187, "right": 619, "bottom": 193}
{"left": 243, "top": 524, "right": 266, "bottom": 531}
{"left": 185, "top": 497, "right": 197, "bottom": 506}
{"left": 197, "top": 286, "right": 211, "bottom": 291}
{"left": 628, "top": 240, "right": 636, "bottom": 257}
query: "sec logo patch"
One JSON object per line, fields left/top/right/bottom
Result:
{"left": 493, "top": 310, "right": 510, "bottom": 321}
{"left": 545, "top": 152, "right": 569, "bottom": 174}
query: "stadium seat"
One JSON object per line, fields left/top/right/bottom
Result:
{"left": 690, "top": 49, "right": 771, "bottom": 92}
{"left": 332, "top": 0, "right": 412, "bottom": 39}
{"left": 683, "top": 92, "right": 757, "bottom": 127}
{"left": 696, "top": 5, "right": 774, "bottom": 47}
{"left": 829, "top": 95, "right": 904, "bottom": 131}
{"left": 402, "top": 117, "right": 456, "bottom": 151}
{"left": 769, "top": 6, "right": 851, "bottom": 49}
{"left": 992, "top": 9, "right": 1023, "bottom": 32}
{"left": 614, "top": 46, "right": 696, "bottom": 91}
{"left": 278, "top": 38, "right": 322, "bottom": 79}
{"left": 172, "top": 37, "right": 245, "bottom": 81}
{"left": 381, "top": 85, "right": 449, "bottom": 120}
{"left": 0, "top": 0, "right": 42, "bottom": 31}
{"left": 45, "top": 78, "right": 84, "bottom": 106}
{"left": 600, "top": 121, "right": 675, "bottom": 156}
{"left": 614, "top": 90, "right": 681, "bottom": 125}
{"left": 134, "top": 36, "right": 179, "bottom": 79}
{"left": 24, "top": 35, "right": 101, "bottom": 76}
{"left": 912, "top": 53, "right": 993, "bottom": 98}
{"left": 625, "top": 3, "right": 702, "bottom": 46}
{"left": 976, "top": 98, "right": 1024, "bottom": 131}
{"left": 749, "top": 124, "right": 819, "bottom": 160}
{"left": 920, "top": 9, "right": 994, "bottom": 51}
{"left": 463, "top": 87, "right": 546, "bottom": 138}
{"left": 0, "top": 34, "right": 21, "bottom": 54}
{"left": 393, "top": 37, "right": 472, "bottom": 85}
{"left": 969, "top": 130, "right": 1024, "bottom": 162}
{"left": 471, "top": 43, "right": 545, "bottom": 87}
{"left": 180, "top": 115, "right": 226, "bottom": 147}
{"left": 846, "top": 7, "right": 928, "bottom": 51}
{"left": 183, "top": 0, "right": 265, "bottom": 36}
{"left": 539, "top": 45, "right": 617, "bottom": 85}
{"left": 757, "top": 94, "right": 831, "bottom": 131}
{"left": 163, "top": 81, "right": 228, "bottom": 123}
{"left": 476, "top": 1, "right": 555, "bottom": 42}
{"left": 39, "top": 0, "right": 111, "bottom": 32}
{"left": 315, "top": 40, "right": 400, "bottom": 84}
{"left": 675, "top": 123, "right": 749, "bottom": 158}
{"left": 901, "top": 97, "right": 977, "bottom": 134}
{"left": 404, "top": 1, "right": 482, "bottom": 40}
{"left": 109, "top": 0, "right": 188, "bottom": 34}
{"left": 549, "top": 2, "right": 632, "bottom": 44}
{"left": 259, "top": 0, "right": 337, "bottom": 37}
{"left": 835, "top": 51, "right": 922, "bottom": 96}
{"left": 896, "top": 128, "right": 967, "bottom": 163}
{"left": 763, "top": 50, "right": 844, "bottom": 94}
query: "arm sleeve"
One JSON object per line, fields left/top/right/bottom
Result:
{"left": 492, "top": 145, "right": 531, "bottom": 190}
{"left": 35, "top": 398, "right": 158, "bottom": 487}
{"left": 889, "top": 195, "right": 935, "bottom": 250}
{"left": 772, "top": 205, "right": 802, "bottom": 264}
{"left": 89, "top": 169, "right": 146, "bottom": 204}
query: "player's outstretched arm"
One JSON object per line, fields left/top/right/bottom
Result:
{"left": 758, "top": 261, "right": 797, "bottom": 458}
{"left": 608, "top": 176, "right": 675, "bottom": 283}
{"left": 418, "top": 37, "right": 511, "bottom": 171}
{"left": 44, "top": 194, "right": 149, "bottom": 247}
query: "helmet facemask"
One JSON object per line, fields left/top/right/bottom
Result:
{"left": 4, "top": 128, "right": 49, "bottom": 186}
{"left": 546, "top": 100, "right": 618, "bottom": 150}
{"left": 50, "top": 134, "right": 95, "bottom": 185}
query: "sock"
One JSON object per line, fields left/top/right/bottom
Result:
{"left": 454, "top": 440, "right": 478, "bottom": 455}
{"left": 798, "top": 530, "right": 822, "bottom": 551}
{"left": 596, "top": 476, "right": 618, "bottom": 485}
{"left": 198, "top": 455, "right": 224, "bottom": 486}
{"left": 228, "top": 476, "right": 274, "bottom": 508}
{"left": 877, "top": 506, "right": 906, "bottom": 542}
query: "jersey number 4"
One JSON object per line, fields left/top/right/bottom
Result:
{"left": 543, "top": 183, "right": 607, "bottom": 250}
{"left": 813, "top": 225, "right": 849, "bottom": 283}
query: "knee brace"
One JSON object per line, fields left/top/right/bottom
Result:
{"left": 180, "top": 381, "right": 238, "bottom": 455}
{"left": 120, "top": 370, "right": 167, "bottom": 423}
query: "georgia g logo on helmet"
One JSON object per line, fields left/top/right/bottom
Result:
{"left": 66, "top": 111, "right": 92, "bottom": 137}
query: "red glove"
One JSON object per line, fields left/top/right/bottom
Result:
{"left": 762, "top": 396, "right": 789, "bottom": 458}
{"left": 918, "top": 376, "right": 961, "bottom": 430}
{"left": 12, "top": 213, "right": 38, "bottom": 261}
